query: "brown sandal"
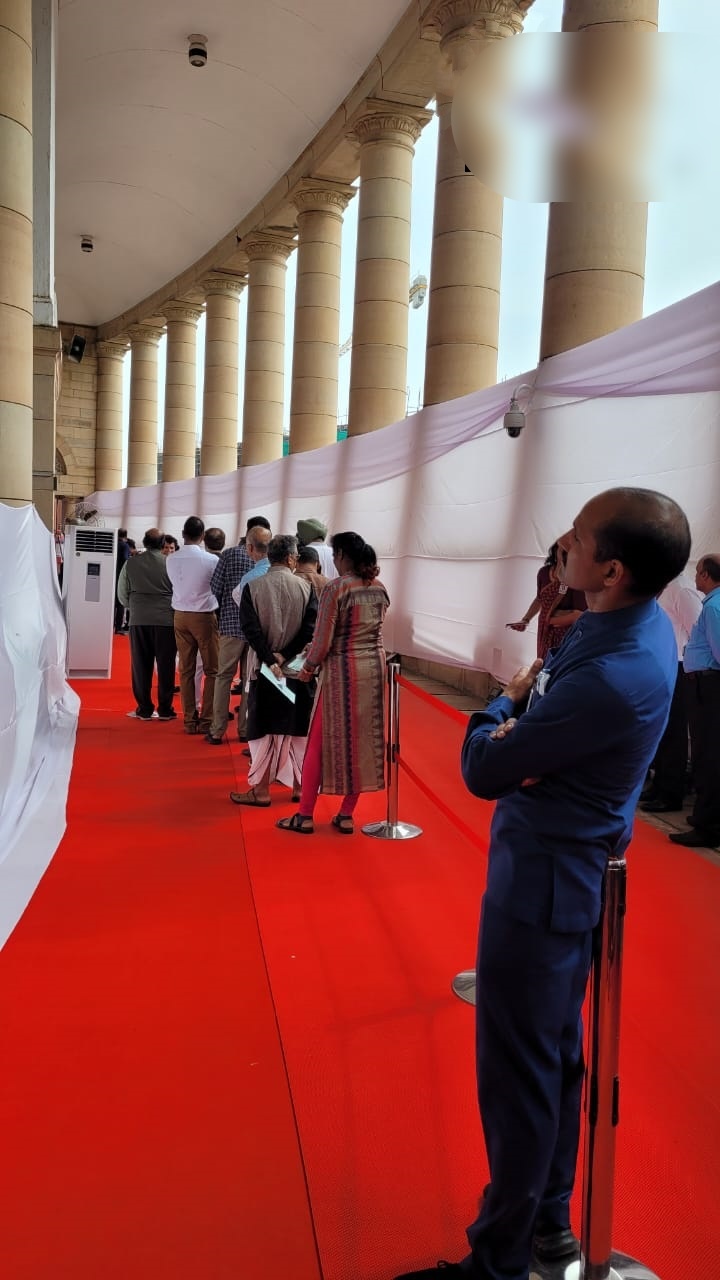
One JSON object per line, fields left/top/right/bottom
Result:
{"left": 229, "top": 787, "right": 271, "bottom": 808}
{"left": 276, "top": 813, "right": 314, "bottom": 835}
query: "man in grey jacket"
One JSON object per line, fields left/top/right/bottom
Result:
{"left": 117, "top": 527, "right": 177, "bottom": 721}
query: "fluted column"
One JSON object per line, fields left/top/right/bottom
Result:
{"left": 289, "top": 180, "right": 355, "bottom": 453}
{"left": 200, "top": 274, "right": 245, "bottom": 475}
{"left": 95, "top": 340, "right": 128, "bottom": 490}
{"left": 0, "top": 0, "right": 33, "bottom": 505}
{"left": 127, "top": 325, "right": 163, "bottom": 488}
{"left": 163, "top": 301, "right": 202, "bottom": 481}
{"left": 540, "top": 0, "right": 659, "bottom": 359}
{"left": 424, "top": 2, "right": 532, "bottom": 404}
{"left": 241, "top": 233, "right": 295, "bottom": 466}
{"left": 348, "top": 101, "right": 431, "bottom": 436}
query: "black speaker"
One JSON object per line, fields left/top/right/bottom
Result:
{"left": 67, "top": 334, "right": 86, "bottom": 364}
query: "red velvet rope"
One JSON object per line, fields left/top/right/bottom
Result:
{"left": 397, "top": 755, "right": 488, "bottom": 857}
{"left": 396, "top": 674, "right": 471, "bottom": 726}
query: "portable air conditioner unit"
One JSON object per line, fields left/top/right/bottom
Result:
{"left": 62, "top": 524, "right": 117, "bottom": 678}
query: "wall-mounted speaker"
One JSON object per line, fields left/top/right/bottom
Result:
{"left": 66, "top": 334, "right": 86, "bottom": 364}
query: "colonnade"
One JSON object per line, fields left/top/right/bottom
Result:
{"left": 0, "top": 0, "right": 659, "bottom": 506}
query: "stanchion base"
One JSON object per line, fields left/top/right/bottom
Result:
{"left": 531, "top": 1252, "right": 661, "bottom": 1279}
{"left": 451, "top": 969, "right": 476, "bottom": 1005}
{"left": 362, "top": 820, "right": 423, "bottom": 840}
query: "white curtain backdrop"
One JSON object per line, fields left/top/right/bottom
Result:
{"left": 0, "top": 506, "right": 80, "bottom": 949}
{"left": 87, "top": 282, "right": 720, "bottom": 679}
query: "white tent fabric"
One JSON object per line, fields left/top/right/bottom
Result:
{"left": 0, "top": 506, "right": 80, "bottom": 950}
{"left": 87, "top": 282, "right": 720, "bottom": 681}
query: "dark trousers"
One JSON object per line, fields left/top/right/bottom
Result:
{"left": 463, "top": 898, "right": 592, "bottom": 1280}
{"left": 114, "top": 593, "right": 126, "bottom": 632}
{"left": 687, "top": 671, "right": 720, "bottom": 839}
{"left": 129, "top": 624, "right": 177, "bottom": 717}
{"left": 651, "top": 662, "right": 688, "bottom": 804}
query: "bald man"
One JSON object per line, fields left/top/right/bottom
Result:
{"left": 395, "top": 488, "right": 691, "bottom": 1280}
{"left": 117, "top": 527, "right": 177, "bottom": 721}
{"left": 672, "top": 553, "right": 720, "bottom": 849}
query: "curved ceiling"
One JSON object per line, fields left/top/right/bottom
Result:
{"left": 55, "top": 0, "right": 412, "bottom": 326}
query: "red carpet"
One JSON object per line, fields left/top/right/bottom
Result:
{"left": 1, "top": 644, "right": 718, "bottom": 1279}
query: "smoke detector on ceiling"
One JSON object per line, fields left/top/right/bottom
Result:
{"left": 80, "top": 235, "right": 93, "bottom": 253}
{"left": 188, "top": 34, "right": 207, "bottom": 68}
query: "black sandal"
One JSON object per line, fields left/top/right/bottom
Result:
{"left": 331, "top": 814, "right": 354, "bottom": 835}
{"left": 276, "top": 813, "right": 314, "bottom": 835}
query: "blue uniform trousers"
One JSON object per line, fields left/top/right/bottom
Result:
{"left": 461, "top": 897, "right": 593, "bottom": 1280}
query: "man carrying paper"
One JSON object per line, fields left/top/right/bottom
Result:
{"left": 230, "top": 534, "right": 318, "bottom": 808}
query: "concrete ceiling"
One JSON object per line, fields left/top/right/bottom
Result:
{"left": 55, "top": 0, "right": 413, "bottom": 327}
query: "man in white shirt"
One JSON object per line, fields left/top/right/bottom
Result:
{"left": 296, "top": 517, "right": 338, "bottom": 580}
{"left": 166, "top": 515, "right": 219, "bottom": 735}
{"left": 641, "top": 572, "right": 702, "bottom": 812}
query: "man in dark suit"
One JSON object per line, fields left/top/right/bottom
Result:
{"left": 394, "top": 488, "right": 691, "bottom": 1280}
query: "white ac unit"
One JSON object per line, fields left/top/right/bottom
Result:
{"left": 62, "top": 524, "right": 117, "bottom": 678}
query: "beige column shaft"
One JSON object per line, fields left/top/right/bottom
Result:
{"left": 200, "top": 274, "right": 245, "bottom": 476}
{"left": 290, "top": 182, "right": 354, "bottom": 453}
{"left": 0, "top": 0, "right": 33, "bottom": 505}
{"left": 540, "top": 0, "right": 659, "bottom": 359}
{"left": 95, "top": 340, "right": 127, "bottom": 490}
{"left": 163, "top": 302, "right": 202, "bottom": 481}
{"left": 32, "top": 324, "right": 62, "bottom": 528}
{"left": 127, "top": 325, "right": 163, "bottom": 488}
{"left": 348, "top": 101, "right": 431, "bottom": 436}
{"left": 241, "top": 234, "right": 294, "bottom": 467}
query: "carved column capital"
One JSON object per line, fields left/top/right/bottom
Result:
{"left": 242, "top": 231, "right": 296, "bottom": 266}
{"left": 350, "top": 100, "right": 433, "bottom": 148}
{"left": 163, "top": 300, "right": 203, "bottom": 324}
{"left": 96, "top": 339, "right": 129, "bottom": 361}
{"left": 127, "top": 324, "right": 165, "bottom": 346}
{"left": 200, "top": 272, "right": 247, "bottom": 300}
{"left": 292, "top": 179, "right": 356, "bottom": 219}
{"left": 425, "top": 0, "right": 534, "bottom": 69}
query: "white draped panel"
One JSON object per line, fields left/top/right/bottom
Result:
{"left": 0, "top": 507, "right": 80, "bottom": 949}
{"left": 87, "top": 283, "right": 720, "bottom": 680}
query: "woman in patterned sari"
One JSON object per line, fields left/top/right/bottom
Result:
{"left": 277, "top": 532, "right": 389, "bottom": 835}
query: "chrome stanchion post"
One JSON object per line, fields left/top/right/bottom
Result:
{"left": 536, "top": 857, "right": 661, "bottom": 1280}
{"left": 363, "top": 661, "right": 423, "bottom": 841}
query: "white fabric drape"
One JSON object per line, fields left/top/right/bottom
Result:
{"left": 0, "top": 507, "right": 80, "bottom": 949}
{"left": 87, "top": 282, "right": 720, "bottom": 679}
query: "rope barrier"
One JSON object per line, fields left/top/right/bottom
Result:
{"left": 396, "top": 755, "right": 488, "bottom": 857}
{"left": 396, "top": 673, "right": 472, "bottom": 727}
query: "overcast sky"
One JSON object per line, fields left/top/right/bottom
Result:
{"left": 121, "top": 0, "right": 720, "bottom": 477}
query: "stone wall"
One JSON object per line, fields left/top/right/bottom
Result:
{"left": 401, "top": 655, "right": 502, "bottom": 704}
{"left": 56, "top": 323, "right": 98, "bottom": 498}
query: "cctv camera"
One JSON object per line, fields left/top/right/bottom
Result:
{"left": 188, "top": 34, "right": 207, "bottom": 67}
{"left": 503, "top": 404, "right": 526, "bottom": 439}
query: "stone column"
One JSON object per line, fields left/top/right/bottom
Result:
{"left": 127, "top": 325, "right": 164, "bottom": 488}
{"left": 241, "top": 233, "right": 295, "bottom": 467}
{"left": 0, "top": 0, "right": 33, "bottom": 506}
{"left": 424, "top": 2, "right": 532, "bottom": 404}
{"left": 200, "top": 274, "right": 245, "bottom": 475}
{"left": 289, "top": 181, "right": 355, "bottom": 453}
{"left": 32, "top": 324, "right": 62, "bottom": 528}
{"left": 540, "top": 0, "right": 659, "bottom": 359}
{"left": 163, "top": 301, "right": 202, "bottom": 481}
{"left": 348, "top": 101, "right": 431, "bottom": 436}
{"left": 95, "top": 340, "right": 127, "bottom": 490}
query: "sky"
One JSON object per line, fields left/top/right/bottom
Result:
{"left": 120, "top": 0, "right": 720, "bottom": 480}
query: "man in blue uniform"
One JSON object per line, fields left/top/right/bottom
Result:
{"left": 394, "top": 488, "right": 690, "bottom": 1280}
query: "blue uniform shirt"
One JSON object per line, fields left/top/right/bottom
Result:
{"left": 683, "top": 585, "right": 720, "bottom": 671}
{"left": 462, "top": 600, "right": 677, "bottom": 933}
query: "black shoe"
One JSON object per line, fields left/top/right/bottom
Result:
{"left": 669, "top": 828, "right": 719, "bottom": 849}
{"left": 204, "top": 734, "right": 224, "bottom": 745}
{"left": 231, "top": 683, "right": 243, "bottom": 695}
{"left": 393, "top": 1265, "right": 464, "bottom": 1279}
{"left": 533, "top": 1228, "right": 580, "bottom": 1263}
{"left": 640, "top": 798, "right": 683, "bottom": 813}
{"left": 173, "top": 684, "right": 180, "bottom": 693}
{"left": 157, "top": 709, "right": 177, "bottom": 721}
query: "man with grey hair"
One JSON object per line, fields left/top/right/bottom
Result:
{"left": 117, "top": 527, "right": 176, "bottom": 721}
{"left": 230, "top": 534, "right": 317, "bottom": 807}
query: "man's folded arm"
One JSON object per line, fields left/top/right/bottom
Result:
{"left": 461, "top": 672, "right": 630, "bottom": 800}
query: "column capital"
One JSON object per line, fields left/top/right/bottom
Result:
{"left": 127, "top": 324, "right": 165, "bottom": 345}
{"left": 201, "top": 271, "right": 247, "bottom": 300}
{"left": 163, "top": 300, "right": 203, "bottom": 324}
{"left": 292, "top": 179, "right": 356, "bottom": 219}
{"left": 350, "top": 100, "right": 433, "bottom": 148}
{"left": 96, "top": 339, "right": 129, "bottom": 361}
{"left": 242, "top": 231, "right": 296, "bottom": 266}
{"left": 425, "top": 0, "right": 533, "bottom": 69}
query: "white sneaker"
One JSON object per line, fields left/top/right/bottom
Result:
{"left": 126, "top": 710, "right": 158, "bottom": 720}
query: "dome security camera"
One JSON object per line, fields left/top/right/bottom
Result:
{"left": 503, "top": 383, "right": 533, "bottom": 438}
{"left": 188, "top": 34, "right": 207, "bottom": 68}
{"left": 80, "top": 235, "right": 93, "bottom": 253}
